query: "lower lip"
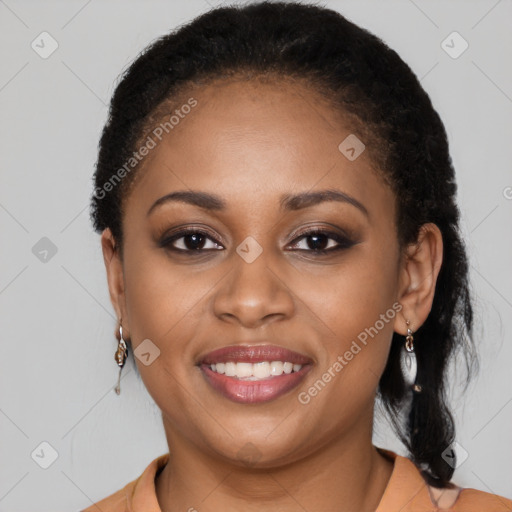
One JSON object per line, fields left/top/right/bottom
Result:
{"left": 200, "top": 364, "right": 312, "bottom": 404}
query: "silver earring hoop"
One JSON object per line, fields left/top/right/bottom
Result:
{"left": 114, "top": 323, "right": 128, "bottom": 395}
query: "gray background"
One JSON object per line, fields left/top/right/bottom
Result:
{"left": 0, "top": 0, "right": 511, "bottom": 510}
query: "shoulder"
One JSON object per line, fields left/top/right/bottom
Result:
{"left": 376, "top": 448, "right": 512, "bottom": 512}
{"left": 79, "top": 453, "right": 170, "bottom": 512}
{"left": 79, "top": 480, "right": 135, "bottom": 512}
{"left": 450, "top": 487, "right": 512, "bottom": 511}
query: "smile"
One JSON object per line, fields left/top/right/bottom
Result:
{"left": 198, "top": 344, "right": 313, "bottom": 404}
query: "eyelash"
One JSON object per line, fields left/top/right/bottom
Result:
{"left": 159, "top": 227, "right": 356, "bottom": 256}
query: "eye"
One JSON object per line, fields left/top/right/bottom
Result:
{"left": 288, "top": 229, "right": 355, "bottom": 254}
{"left": 160, "top": 228, "right": 223, "bottom": 252}
{"left": 159, "top": 227, "right": 356, "bottom": 255}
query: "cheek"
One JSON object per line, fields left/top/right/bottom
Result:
{"left": 307, "top": 241, "right": 399, "bottom": 337}
{"left": 123, "top": 250, "right": 206, "bottom": 344}
{"left": 120, "top": 249, "right": 203, "bottom": 412}
{"left": 121, "top": 245, "right": 231, "bottom": 378}
{"left": 304, "top": 241, "right": 400, "bottom": 392}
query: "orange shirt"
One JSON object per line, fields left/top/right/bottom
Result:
{"left": 81, "top": 448, "right": 512, "bottom": 511}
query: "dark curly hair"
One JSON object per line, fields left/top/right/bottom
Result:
{"left": 90, "top": 0, "right": 477, "bottom": 488}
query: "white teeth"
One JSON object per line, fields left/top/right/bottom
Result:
{"left": 208, "top": 361, "right": 303, "bottom": 379}
{"left": 253, "top": 362, "right": 271, "bottom": 379}
{"left": 237, "top": 362, "right": 253, "bottom": 378}
{"left": 225, "top": 362, "right": 236, "bottom": 377}
{"left": 270, "top": 361, "right": 284, "bottom": 376}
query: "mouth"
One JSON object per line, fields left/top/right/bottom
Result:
{"left": 197, "top": 344, "right": 313, "bottom": 404}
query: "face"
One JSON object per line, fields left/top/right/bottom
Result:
{"left": 105, "top": 77, "right": 410, "bottom": 467}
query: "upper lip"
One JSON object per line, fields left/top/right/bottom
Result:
{"left": 198, "top": 344, "right": 313, "bottom": 365}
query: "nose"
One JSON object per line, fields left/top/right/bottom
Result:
{"left": 212, "top": 247, "right": 295, "bottom": 329}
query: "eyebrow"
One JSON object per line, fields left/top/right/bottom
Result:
{"left": 147, "top": 188, "right": 369, "bottom": 217}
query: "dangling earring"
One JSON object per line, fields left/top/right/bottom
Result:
{"left": 114, "top": 322, "right": 128, "bottom": 395}
{"left": 400, "top": 319, "right": 422, "bottom": 393}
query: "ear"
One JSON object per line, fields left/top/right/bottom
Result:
{"left": 101, "top": 228, "right": 130, "bottom": 338}
{"left": 394, "top": 222, "right": 443, "bottom": 335}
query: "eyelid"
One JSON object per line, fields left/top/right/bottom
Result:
{"left": 158, "top": 226, "right": 225, "bottom": 251}
{"left": 286, "top": 227, "right": 356, "bottom": 251}
{"left": 289, "top": 225, "right": 354, "bottom": 242}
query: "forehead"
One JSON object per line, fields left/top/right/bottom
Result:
{"left": 124, "top": 76, "right": 391, "bottom": 218}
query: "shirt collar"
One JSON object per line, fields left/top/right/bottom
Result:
{"left": 127, "top": 452, "right": 169, "bottom": 512}
{"left": 126, "top": 448, "right": 447, "bottom": 512}
{"left": 375, "top": 448, "right": 438, "bottom": 512}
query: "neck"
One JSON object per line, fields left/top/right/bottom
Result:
{"left": 155, "top": 412, "right": 393, "bottom": 512}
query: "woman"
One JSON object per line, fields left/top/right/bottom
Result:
{"left": 84, "top": 1, "right": 511, "bottom": 510}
